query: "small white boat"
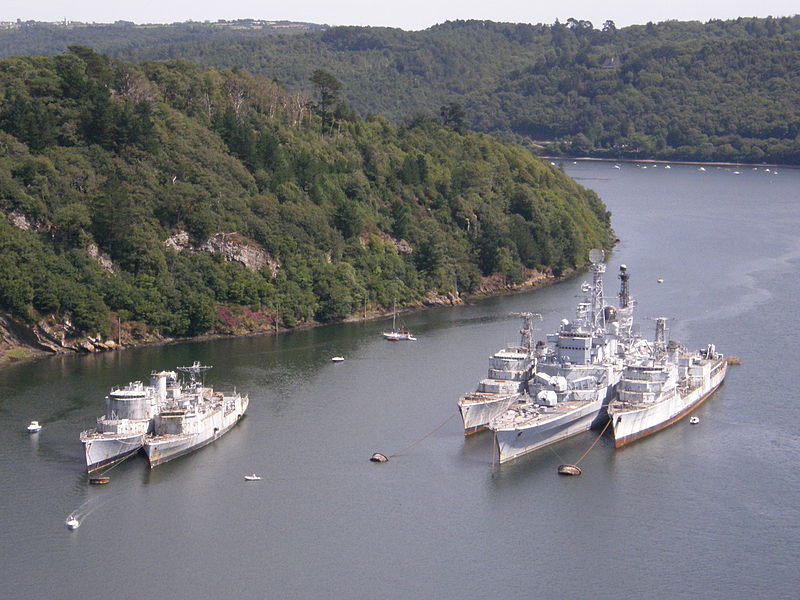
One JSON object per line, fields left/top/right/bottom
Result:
{"left": 27, "top": 421, "right": 42, "bottom": 433}
{"left": 698, "top": 167, "right": 706, "bottom": 171}
{"left": 244, "top": 474, "right": 262, "bottom": 481}
{"left": 689, "top": 416, "right": 700, "bottom": 425}
{"left": 65, "top": 516, "right": 80, "bottom": 530}
{"left": 331, "top": 356, "right": 345, "bottom": 362}
{"left": 613, "top": 164, "right": 621, "bottom": 169}
{"left": 657, "top": 278, "right": 664, "bottom": 284}
{"left": 383, "top": 301, "right": 416, "bottom": 341}
{"left": 665, "top": 165, "right": 671, "bottom": 169}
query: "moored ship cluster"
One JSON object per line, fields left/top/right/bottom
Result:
{"left": 457, "top": 249, "right": 728, "bottom": 464}
{"left": 81, "top": 362, "right": 248, "bottom": 472}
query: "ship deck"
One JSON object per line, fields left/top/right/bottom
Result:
{"left": 458, "top": 391, "right": 520, "bottom": 405}
{"left": 491, "top": 398, "right": 595, "bottom": 430}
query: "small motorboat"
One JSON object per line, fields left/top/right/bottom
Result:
{"left": 27, "top": 420, "right": 42, "bottom": 433}
{"left": 689, "top": 416, "right": 700, "bottom": 425}
{"left": 65, "top": 516, "right": 80, "bottom": 530}
{"left": 331, "top": 356, "right": 345, "bottom": 362}
{"left": 244, "top": 474, "right": 262, "bottom": 481}
{"left": 657, "top": 278, "right": 664, "bottom": 284}
{"left": 89, "top": 476, "right": 111, "bottom": 485}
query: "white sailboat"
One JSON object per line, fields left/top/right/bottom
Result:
{"left": 382, "top": 301, "right": 416, "bottom": 341}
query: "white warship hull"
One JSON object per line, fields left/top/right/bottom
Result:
{"left": 492, "top": 387, "right": 609, "bottom": 464}
{"left": 458, "top": 392, "right": 521, "bottom": 435}
{"left": 81, "top": 432, "right": 146, "bottom": 472}
{"left": 144, "top": 395, "right": 249, "bottom": 467}
{"left": 609, "top": 360, "right": 727, "bottom": 447}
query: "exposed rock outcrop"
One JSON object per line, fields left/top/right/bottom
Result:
{"left": 87, "top": 244, "right": 114, "bottom": 273}
{"left": 165, "top": 230, "right": 280, "bottom": 275}
{"left": 422, "top": 290, "right": 462, "bottom": 306}
{"left": 359, "top": 232, "right": 413, "bottom": 254}
{"left": 7, "top": 210, "right": 37, "bottom": 231}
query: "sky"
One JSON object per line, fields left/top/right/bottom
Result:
{"left": 1, "top": 1, "right": 798, "bottom": 31}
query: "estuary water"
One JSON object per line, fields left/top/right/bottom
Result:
{"left": 1, "top": 161, "right": 798, "bottom": 599}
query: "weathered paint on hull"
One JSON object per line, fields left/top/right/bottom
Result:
{"left": 611, "top": 362, "right": 726, "bottom": 448}
{"left": 463, "top": 423, "right": 488, "bottom": 436}
{"left": 83, "top": 434, "right": 145, "bottom": 472}
{"left": 458, "top": 394, "right": 519, "bottom": 435}
{"left": 145, "top": 409, "right": 246, "bottom": 468}
{"left": 494, "top": 394, "right": 605, "bottom": 464}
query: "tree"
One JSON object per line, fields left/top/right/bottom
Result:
{"left": 309, "top": 69, "right": 342, "bottom": 130}
{"left": 440, "top": 102, "right": 466, "bottom": 132}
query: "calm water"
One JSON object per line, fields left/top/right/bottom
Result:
{"left": 1, "top": 162, "right": 798, "bottom": 599}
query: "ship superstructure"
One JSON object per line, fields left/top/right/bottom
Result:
{"left": 80, "top": 370, "right": 179, "bottom": 472}
{"left": 489, "top": 250, "right": 634, "bottom": 464}
{"left": 608, "top": 317, "right": 727, "bottom": 447}
{"left": 457, "top": 312, "right": 540, "bottom": 435}
{"left": 143, "top": 362, "right": 249, "bottom": 468}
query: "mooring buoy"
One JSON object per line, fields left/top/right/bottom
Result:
{"left": 558, "top": 464, "right": 582, "bottom": 476}
{"left": 370, "top": 452, "right": 389, "bottom": 463}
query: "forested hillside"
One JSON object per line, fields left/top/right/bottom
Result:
{"left": 0, "top": 48, "right": 612, "bottom": 354}
{"left": 6, "top": 16, "right": 795, "bottom": 164}
{"left": 0, "top": 20, "right": 325, "bottom": 58}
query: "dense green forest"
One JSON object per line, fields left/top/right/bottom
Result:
{"left": 0, "top": 48, "right": 612, "bottom": 343}
{"left": 0, "top": 20, "right": 324, "bottom": 58}
{"left": 3, "top": 16, "right": 797, "bottom": 164}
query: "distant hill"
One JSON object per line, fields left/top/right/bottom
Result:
{"left": 0, "top": 19, "right": 326, "bottom": 58}
{"left": 0, "top": 48, "right": 612, "bottom": 358}
{"left": 3, "top": 16, "right": 797, "bottom": 164}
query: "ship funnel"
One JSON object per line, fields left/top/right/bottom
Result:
{"left": 151, "top": 371, "right": 168, "bottom": 400}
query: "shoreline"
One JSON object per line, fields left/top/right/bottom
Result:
{"left": 543, "top": 155, "right": 798, "bottom": 170}
{"left": 0, "top": 266, "right": 577, "bottom": 368}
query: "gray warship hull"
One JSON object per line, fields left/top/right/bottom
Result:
{"left": 491, "top": 386, "right": 609, "bottom": 464}
{"left": 81, "top": 431, "right": 146, "bottom": 472}
{"left": 144, "top": 394, "right": 249, "bottom": 468}
{"left": 459, "top": 392, "right": 522, "bottom": 435}
{"left": 609, "top": 356, "right": 727, "bottom": 447}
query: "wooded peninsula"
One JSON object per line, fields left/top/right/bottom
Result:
{"left": 0, "top": 47, "right": 612, "bottom": 359}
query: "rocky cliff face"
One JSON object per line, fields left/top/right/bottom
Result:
{"left": 165, "top": 231, "right": 280, "bottom": 275}
{"left": 0, "top": 314, "right": 130, "bottom": 362}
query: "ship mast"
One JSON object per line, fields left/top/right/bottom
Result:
{"left": 512, "top": 312, "right": 542, "bottom": 355}
{"left": 588, "top": 249, "right": 606, "bottom": 333}
{"left": 618, "top": 264, "right": 630, "bottom": 309}
{"left": 653, "top": 317, "right": 668, "bottom": 358}
{"left": 177, "top": 361, "right": 213, "bottom": 385}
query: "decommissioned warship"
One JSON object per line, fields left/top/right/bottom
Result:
{"left": 80, "top": 369, "right": 180, "bottom": 472}
{"left": 607, "top": 317, "right": 727, "bottom": 447}
{"left": 489, "top": 251, "right": 637, "bottom": 464}
{"left": 457, "top": 312, "right": 540, "bottom": 435}
{"left": 143, "top": 362, "right": 249, "bottom": 468}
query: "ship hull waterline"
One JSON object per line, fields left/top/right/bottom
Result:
{"left": 82, "top": 434, "right": 146, "bottom": 473}
{"left": 145, "top": 412, "right": 247, "bottom": 468}
{"left": 610, "top": 367, "right": 726, "bottom": 448}
{"left": 493, "top": 394, "right": 608, "bottom": 464}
